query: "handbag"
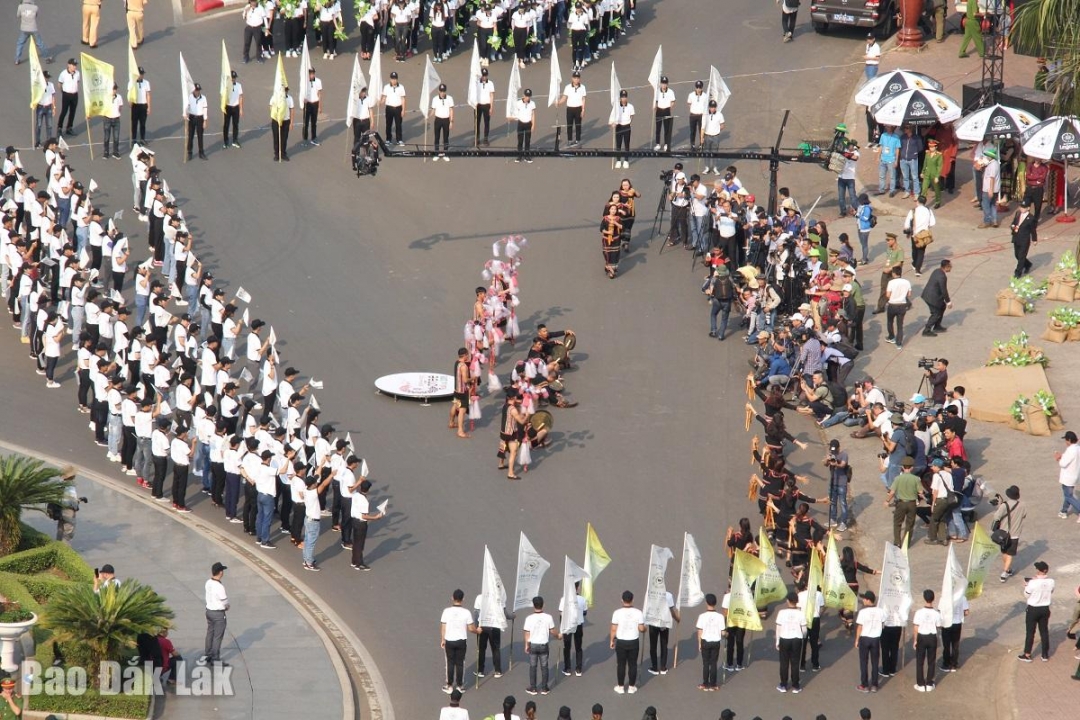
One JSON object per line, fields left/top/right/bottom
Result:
{"left": 989, "top": 501, "right": 1016, "bottom": 551}
{"left": 914, "top": 229, "right": 934, "bottom": 248}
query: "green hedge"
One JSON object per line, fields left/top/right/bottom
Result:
{"left": 17, "top": 522, "right": 51, "bottom": 551}
{"left": 29, "top": 688, "right": 151, "bottom": 719}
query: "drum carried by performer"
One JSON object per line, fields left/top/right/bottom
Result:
{"left": 617, "top": 179, "right": 641, "bottom": 252}
{"left": 601, "top": 201, "right": 624, "bottom": 279}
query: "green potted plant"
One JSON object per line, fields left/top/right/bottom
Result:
{"left": 0, "top": 600, "right": 37, "bottom": 672}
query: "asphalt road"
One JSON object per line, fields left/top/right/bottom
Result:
{"left": 0, "top": 2, "right": 923, "bottom": 718}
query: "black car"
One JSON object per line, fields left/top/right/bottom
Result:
{"left": 809, "top": 0, "right": 899, "bottom": 37}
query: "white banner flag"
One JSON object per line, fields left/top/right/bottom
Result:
{"left": 376, "top": 498, "right": 388, "bottom": 515}
{"left": 345, "top": 431, "right": 354, "bottom": 452}
{"left": 419, "top": 54, "right": 442, "bottom": 117}
{"left": 466, "top": 38, "right": 481, "bottom": 109}
{"left": 242, "top": 308, "right": 250, "bottom": 326}
{"left": 369, "top": 36, "right": 383, "bottom": 103}
{"left": 346, "top": 53, "right": 368, "bottom": 127}
{"left": 608, "top": 62, "right": 621, "bottom": 125}
{"left": 647, "top": 45, "right": 663, "bottom": 103}
{"left": 235, "top": 286, "right": 252, "bottom": 303}
{"left": 479, "top": 546, "right": 509, "bottom": 631}
{"left": 299, "top": 38, "right": 312, "bottom": 108}
{"left": 513, "top": 532, "right": 551, "bottom": 612}
{"left": 88, "top": 179, "right": 99, "bottom": 193}
{"left": 707, "top": 65, "right": 731, "bottom": 111}
{"left": 239, "top": 367, "right": 254, "bottom": 383}
{"left": 877, "top": 542, "right": 912, "bottom": 627}
{"left": 547, "top": 47, "right": 562, "bottom": 108}
{"left": 642, "top": 545, "right": 675, "bottom": 628}
{"left": 267, "top": 326, "right": 277, "bottom": 347}
{"left": 559, "top": 556, "right": 590, "bottom": 635}
{"left": 179, "top": 52, "right": 195, "bottom": 116}
{"left": 506, "top": 60, "right": 521, "bottom": 120}
{"left": 938, "top": 544, "right": 967, "bottom": 629}
{"left": 309, "top": 394, "right": 320, "bottom": 411}
{"left": 676, "top": 532, "right": 705, "bottom": 610}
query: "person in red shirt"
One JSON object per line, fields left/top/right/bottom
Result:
{"left": 157, "top": 628, "right": 181, "bottom": 684}
{"left": 943, "top": 426, "right": 966, "bottom": 461}
{"left": 1024, "top": 158, "right": 1049, "bottom": 223}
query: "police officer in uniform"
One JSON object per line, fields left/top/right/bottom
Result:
{"left": 129, "top": 66, "right": 151, "bottom": 145}
{"left": 474, "top": 67, "right": 494, "bottom": 147}
{"left": 271, "top": 85, "right": 295, "bottom": 162}
{"left": 186, "top": 83, "right": 209, "bottom": 160}
{"left": 653, "top": 76, "right": 675, "bottom": 151}
{"left": 561, "top": 70, "right": 587, "bottom": 147}
{"left": 223, "top": 70, "right": 244, "bottom": 149}
{"left": 430, "top": 83, "right": 454, "bottom": 162}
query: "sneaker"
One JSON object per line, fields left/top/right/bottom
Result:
{"left": 493, "top": 672, "right": 503, "bottom": 678}
{"left": 837, "top": 523, "right": 848, "bottom": 532}
{"left": 260, "top": 542, "right": 277, "bottom": 550}
{"left": 776, "top": 684, "right": 787, "bottom": 693}
{"left": 46, "top": 381, "right": 60, "bottom": 388}
{"left": 926, "top": 682, "right": 936, "bottom": 690}
{"left": 614, "top": 685, "right": 624, "bottom": 694}
{"left": 870, "top": 686, "right": 879, "bottom": 693}
{"left": 442, "top": 685, "right": 453, "bottom": 694}
{"left": 660, "top": 669, "right": 668, "bottom": 675}
{"left": 915, "top": 684, "right": 926, "bottom": 692}
{"left": 812, "top": 665, "right": 821, "bottom": 672}
{"left": 562, "top": 670, "right": 571, "bottom": 676}
{"left": 724, "top": 665, "right": 736, "bottom": 672}
{"left": 1040, "top": 656, "right": 1049, "bottom": 662}
{"left": 228, "top": 517, "right": 243, "bottom": 524}
{"left": 311, "top": 139, "right": 321, "bottom": 146}
{"left": 626, "top": 686, "right": 637, "bottom": 694}
{"left": 857, "top": 685, "right": 869, "bottom": 693}
{"left": 791, "top": 686, "right": 801, "bottom": 694}
{"left": 176, "top": 506, "right": 192, "bottom": 514}
{"left": 124, "top": 469, "right": 137, "bottom": 476}
{"left": 540, "top": 689, "right": 550, "bottom": 695}
{"left": 526, "top": 688, "right": 538, "bottom": 696}
{"left": 574, "top": 670, "right": 582, "bottom": 677}
{"left": 1059, "top": 512, "right": 1068, "bottom": 519}
{"left": 653, "top": 144, "right": 662, "bottom": 151}
{"left": 648, "top": 668, "right": 660, "bottom": 676}
{"left": 356, "top": 564, "right": 371, "bottom": 571}
{"left": 154, "top": 496, "right": 170, "bottom": 502}
{"left": 1017, "top": 654, "right": 1032, "bottom": 662}
{"left": 303, "top": 563, "right": 321, "bottom": 571}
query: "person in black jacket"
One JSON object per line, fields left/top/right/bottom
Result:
{"left": 1010, "top": 200, "right": 1037, "bottom": 278}
{"left": 920, "top": 259, "right": 952, "bottom": 336}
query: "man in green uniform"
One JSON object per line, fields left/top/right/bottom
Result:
{"left": 0, "top": 677, "right": 21, "bottom": 720}
{"left": 958, "top": 0, "right": 984, "bottom": 59}
{"left": 886, "top": 457, "right": 921, "bottom": 547}
{"left": 921, "top": 139, "right": 945, "bottom": 209}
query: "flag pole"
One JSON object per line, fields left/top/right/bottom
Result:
{"left": 424, "top": 113, "right": 429, "bottom": 164}
{"left": 475, "top": 634, "right": 480, "bottom": 689}
{"left": 509, "top": 615, "right": 515, "bottom": 670}
{"left": 184, "top": 117, "right": 190, "bottom": 164}
{"left": 610, "top": 125, "right": 615, "bottom": 171}
{"left": 86, "top": 117, "right": 95, "bottom": 161}
{"left": 278, "top": 121, "right": 282, "bottom": 164}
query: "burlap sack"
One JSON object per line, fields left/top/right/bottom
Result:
{"left": 1046, "top": 278, "right": 1079, "bottom": 302}
{"left": 1042, "top": 320, "right": 1069, "bottom": 344}
{"left": 1068, "top": 326, "right": 1080, "bottom": 342}
{"left": 1048, "top": 412, "right": 1065, "bottom": 432}
{"left": 996, "top": 290, "right": 1026, "bottom": 317}
{"left": 1023, "top": 404, "right": 1051, "bottom": 436}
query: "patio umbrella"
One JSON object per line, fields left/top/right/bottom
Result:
{"left": 1021, "top": 115, "right": 1080, "bottom": 220}
{"left": 855, "top": 69, "right": 943, "bottom": 107}
{"left": 955, "top": 103, "right": 1042, "bottom": 142}
{"left": 871, "top": 88, "right": 962, "bottom": 127}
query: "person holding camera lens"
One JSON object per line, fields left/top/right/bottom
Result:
{"left": 991, "top": 485, "right": 1026, "bottom": 582}
{"left": 705, "top": 264, "right": 735, "bottom": 340}
{"left": 665, "top": 165, "right": 690, "bottom": 248}
{"left": 825, "top": 439, "right": 850, "bottom": 530}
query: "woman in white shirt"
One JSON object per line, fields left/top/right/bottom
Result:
{"left": 221, "top": 304, "right": 241, "bottom": 360}
{"left": 43, "top": 313, "right": 65, "bottom": 388}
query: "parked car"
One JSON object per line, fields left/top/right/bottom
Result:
{"left": 809, "top": 0, "right": 899, "bottom": 38}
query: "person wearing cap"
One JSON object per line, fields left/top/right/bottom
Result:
{"left": 511, "top": 2, "right": 535, "bottom": 68}
{"left": 873, "top": 232, "right": 904, "bottom": 314}
{"left": 610, "top": 89, "right": 634, "bottom": 169}
{"left": 349, "top": 86, "right": 374, "bottom": 145}
{"left": 430, "top": 83, "right": 454, "bottom": 161}
{"left": 301, "top": 66, "right": 323, "bottom": 146}
{"left": 992, "top": 485, "right": 1026, "bottom": 581}
{"left": 97, "top": 82, "right": 122, "bottom": 160}
{"left": 560, "top": 71, "right": 587, "bottom": 147}
{"left": 1, "top": 675, "right": 21, "bottom": 718}
{"left": 202, "top": 562, "right": 230, "bottom": 666}
{"left": 382, "top": 72, "right": 407, "bottom": 145}
{"left": 270, "top": 82, "right": 294, "bottom": 161}
{"left": 126, "top": 0, "right": 147, "bottom": 50}
{"left": 568, "top": 2, "right": 589, "bottom": 71}
{"left": 653, "top": 75, "right": 675, "bottom": 152}
{"left": 93, "top": 563, "right": 120, "bottom": 593}
{"left": 886, "top": 456, "right": 921, "bottom": 546}
{"left": 57, "top": 59, "right": 80, "bottom": 137}
{"left": 977, "top": 147, "right": 1001, "bottom": 228}
{"left": 926, "top": 457, "right": 955, "bottom": 545}
{"left": 863, "top": 33, "right": 881, "bottom": 81}
{"left": 186, "top": 83, "right": 209, "bottom": 160}
{"left": 242, "top": 0, "right": 268, "bottom": 64}
{"left": 1018, "top": 560, "right": 1054, "bottom": 662}
{"left": 34, "top": 69, "right": 56, "bottom": 149}
{"left": 665, "top": 164, "right": 691, "bottom": 247}
{"left": 474, "top": 68, "right": 495, "bottom": 146}
{"left": 854, "top": 590, "right": 884, "bottom": 691}
{"left": 825, "top": 438, "right": 850, "bottom": 529}
{"left": 705, "top": 259, "right": 736, "bottom": 341}
{"left": 512, "top": 89, "right": 537, "bottom": 164}
{"left": 687, "top": 80, "right": 708, "bottom": 151}
{"left": 170, "top": 424, "right": 196, "bottom": 513}
{"left": 700, "top": 100, "right": 726, "bottom": 175}
{"left": 920, "top": 137, "right": 944, "bottom": 208}
{"left": 223, "top": 70, "right": 244, "bottom": 150}
{"left": 129, "top": 66, "right": 152, "bottom": 145}
{"left": 1055, "top": 431, "right": 1080, "bottom": 519}
{"left": 1010, "top": 197, "right": 1037, "bottom": 276}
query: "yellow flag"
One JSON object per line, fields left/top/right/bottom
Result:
{"left": 804, "top": 547, "right": 824, "bottom": 627}
{"left": 823, "top": 533, "right": 856, "bottom": 612}
{"left": 220, "top": 39, "right": 232, "bottom": 115}
{"left": 728, "top": 550, "right": 766, "bottom": 631}
{"left": 582, "top": 522, "right": 612, "bottom": 608}
{"left": 269, "top": 53, "right": 287, "bottom": 123}
{"left": 127, "top": 46, "right": 139, "bottom": 104}
{"left": 80, "top": 52, "right": 116, "bottom": 120}
{"left": 964, "top": 522, "right": 1001, "bottom": 600}
{"left": 29, "top": 42, "right": 46, "bottom": 108}
{"left": 754, "top": 529, "right": 787, "bottom": 609}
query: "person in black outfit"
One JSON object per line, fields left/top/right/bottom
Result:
{"left": 920, "top": 259, "right": 952, "bottom": 336}
{"left": 1010, "top": 199, "right": 1037, "bottom": 277}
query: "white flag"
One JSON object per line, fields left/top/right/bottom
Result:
{"left": 707, "top": 65, "right": 731, "bottom": 111}
{"left": 309, "top": 394, "right": 320, "bottom": 411}
{"left": 506, "top": 60, "right": 522, "bottom": 120}
{"left": 369, "top": 36, "right": 383, "bottom": 103}
{"left": 376, "top": 498, "right": 389, "bottom": 515}
{"left": 179, "top": 52, "right": 196, "bottom": 116}
{"left": 298, "top": 38, "right": 312, "bottom": 108}
{"left": 479, "top": 546, "right": 510, "bottom": 631}
{"left": 547, "top": 47, "right": 562, "bottom": 108}
{"left": 466, "top": 38, "right": 482, "bottom": 109}
{"left": 559, "top": 556, "right": 590, "bottom": 635}
{"left": 513, "top": 532, "right": 551, "bottom": 611}
{"left": 242, "top": 308, "right": 250, "bottom": 326}
{"left": 57, "top": 135, "right": 70, "bottom": 152}
{"left": 877, "top": 542, "right": 912, "bottom": 627}
{"left": 642, "top": 545, "right": 675, "bottom": 628}
{"left": 608, "top": 62, "right": 621, "bottom": 125}
{"left": 309, "top": 379, "right": 325, "bottom": 389}
{"left": 360, "top": 458, "right": 369, "bottom": 477}
{"left": 647, "top": 45, "right": 663, "bottom": 103}
{"left": 235, "top": 286, "right": 252, "bottom": 303}
{"left": 112, "top": 209, "right": 124, "bottom": 224}
{"left": 345, "top": 431, "right": 354, "bottom": 452}
{"left": 239, "top": 367, "right": 254, "bottom": 382}
{"left": 346, "top": 53, "right": 368, "bottom": 127}
{"left": 88, "top": 179, "right": 99, "bottom": 193}
{"left": 676, "top": 532, "right": 705, "bottom": 610}
{"left": 419, "top": 54, "right": 442, "bottom": 117}
{"left": 267, "top": 326, "right": 277, "bottom": 347}
{"left": 938, "top": 544, "right": 967, "bottom": 629}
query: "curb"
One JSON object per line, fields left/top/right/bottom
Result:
{"left": 0, "top": 438, "right": 394, "bottom": 720}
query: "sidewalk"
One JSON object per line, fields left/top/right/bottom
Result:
{"left": 6, "top": 439, "right": 347, "bottom": 720}
{"left": 811, "top": 34, "right": 1080, "bottom": 720}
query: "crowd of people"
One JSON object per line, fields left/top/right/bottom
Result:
{"left": 0, "top": 137, "right": 389, "bottom": 573}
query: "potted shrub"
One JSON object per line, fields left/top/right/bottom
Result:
{"left": 0, "top": 601, "right": 37, "bottom": 672}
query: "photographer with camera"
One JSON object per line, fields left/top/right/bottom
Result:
{"left": 796, "top": 370, "right": 833, "bottom": 422}
{"left": 922, "top": 358, "right": 949, "bottom": 406}
{"left": 664, "top": 164, "right": 691, "bottom": 249}
{"left": 689, "top": 174, "right": 711, "bottom": 255}
{"left": 825, "top": 439, "right": 851, "bottom": 530}
{"left": 705, "top": 264, "right": 735, "bottom": 341}
{"left": 53, "top": 465, "right": 88, "bottom": 543}
{"left": 926, "top": 457, "right": 956, "bottom": 545}
{"left": 990, "top": 485, "right": 1027, "bottom": 582}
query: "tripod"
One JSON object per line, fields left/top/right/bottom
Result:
{"left": 653, "top": 180, "right": 670, "bottom": 251}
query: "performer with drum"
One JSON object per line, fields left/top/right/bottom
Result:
{"left": 601, "top": 202, "right": 624, "bottom": 279}
{"left": 449, "top": 347, "right": 474, "bottom": 439}
{"left": 617, "top": 179, "right": 641, "bottom": 253}
{"left": 498, "top": 390, "right": 529, "bottom": 479}
{"left": 537, "top": 323, "right": 576, "bottom": 371}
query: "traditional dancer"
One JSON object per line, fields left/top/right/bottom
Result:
{"left": 601, "top": 203, "right": 624, "bottom": 279}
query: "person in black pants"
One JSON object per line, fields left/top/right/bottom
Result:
{"left": 696, "top": 593, "right": 724, "bottom": 690}
{"left": 170, "top": 426, "right": 194, "bottom": 512}
{"left": 667, "top": 171, "right": 691, "bottom": 248}
{"left": 1010, "top": 200, "right": 1037, "bottom": 278}
{"left": 647, "top": 596, "right": 679, "bottom": 675}
{"left": 302, "top": 68, "right": 321, "bottom": 145}
{"left": 560, "top": 583, "right": 585, "bottom": 676}
{"left": 610, "top": 590, "right": 645, "bottom": 692}
{"left": 775, "top": 591, "right": 805, "bottom": 692}
{"left": 1019, "top": 561, "right": 1054, "bottom": 661}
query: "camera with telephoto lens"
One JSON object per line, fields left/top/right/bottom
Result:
{"left": 659, "top": 169, "right": 674, "bottom": 184}
{"left": 988, "top": 492, "right": 1003, "bottom": 507}
{"left": 917, "top": 357, "right": 938, "bottom": 370}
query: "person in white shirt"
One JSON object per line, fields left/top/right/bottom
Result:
{"left": 513, "top": 89, "right": 536, "bottom": 164}
{"left": 474, "top": 67, "right": 494, "bottom": 146}
{"left": 903, "top": 194, "right": 936, "bottom": 276}
{"left": 302, "top": 67, "right": 322, "bottom": 145}
{"left": 1056, "top": 431, "right": 1080, "bottom": 517}
{"left": 884, "top": 265, "right": 912, "bottom": 349}
{"left": 438, "top": 689, "right": 469, "bottom": 720}
{"left": 202, "top": 562, "right": 230, "bottom": 665}
{"left": 864, "top": 34, "right": 881, "bottom": 82}
{"left": 774, "top": 591, "right": 806, "bottom": 693}
{"left": 940, "top": 593, "right": 969, "bottom": 672}
{"left": 102, "top": 84, "right": 123, "bottom": 159}
{"left": 560, "top": 71, "right": 587, "bottom": 147}
{"left": 700, "top": 101, "right": 726, "bottom": 175}
{"left": 911, "top": 589, "right": 942, "bottom": 691}
{"left": 241, "top": 0, "right": 267, "bottom": 64}
{"left": 778, "top": 0, "right": 799, "bottom": 42}
{"left": 610, "top": 90, "right": 634, "bottom": 169}
{"left": 382, "top": 72, "right": 406, "bottom": 145}
{"left": 430, "top": 84, "right": 454, "bottom": 161}
{"left": 696, "top": 593, "right": 725, "bottom": 691}
{"left": 186, "top": 84, "right": 209, "bottom": 160}
{"left": 609, "top": 590, "right": 645, "bottom": 693}
{"left": 558, "top": 583, "right": 587, "bottom": 677}
{"left": 1019, "top": 561, "right": 1054, "bottom": 662}
{"left": 223, "top": 70, "right": 244, "bottom": 149}
{"left": 35, "top": 70, "right": 56, "bottom": 149}
{"left": 109, "top": 232, "right": 129, "bottom": 293}
{"left": 653, "top": 75, "right": 675, "bottom": 151}
{"left": 350, "top": 86, "right": 373, "bottom": 144}
{"left": 523, "top": 595, "right": 558, "bottom": 695}
{"left": 169, "top": 424, "right": 197, "bottom": 512}
{"left": 299, "top": 467, "right": 333, "bottom": 570}
{"left": 687, "top": 80, "right": 708, "bottom": 151}
{"left": 797, "top": 581, "right": 825, "bottom": 671}
{"left": 441, "top": 589, "right": 478, "bottom": 693}
{"left": 42, "top": 313, "right": 64, "bottom": 387}
{"left": 855, "top": 590, "right": 885, "bottom": 691}
{"left": 57, "top": 58, "right": 80, "bottom": 135}
{"left": 646, "top": 590, "right": 680, "bottom": 676}
{"left": 270, "top": 84, "right": 295, "bottom": 161}
{"left": 129, "top": 66, "right": 151, "bottom": 144}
